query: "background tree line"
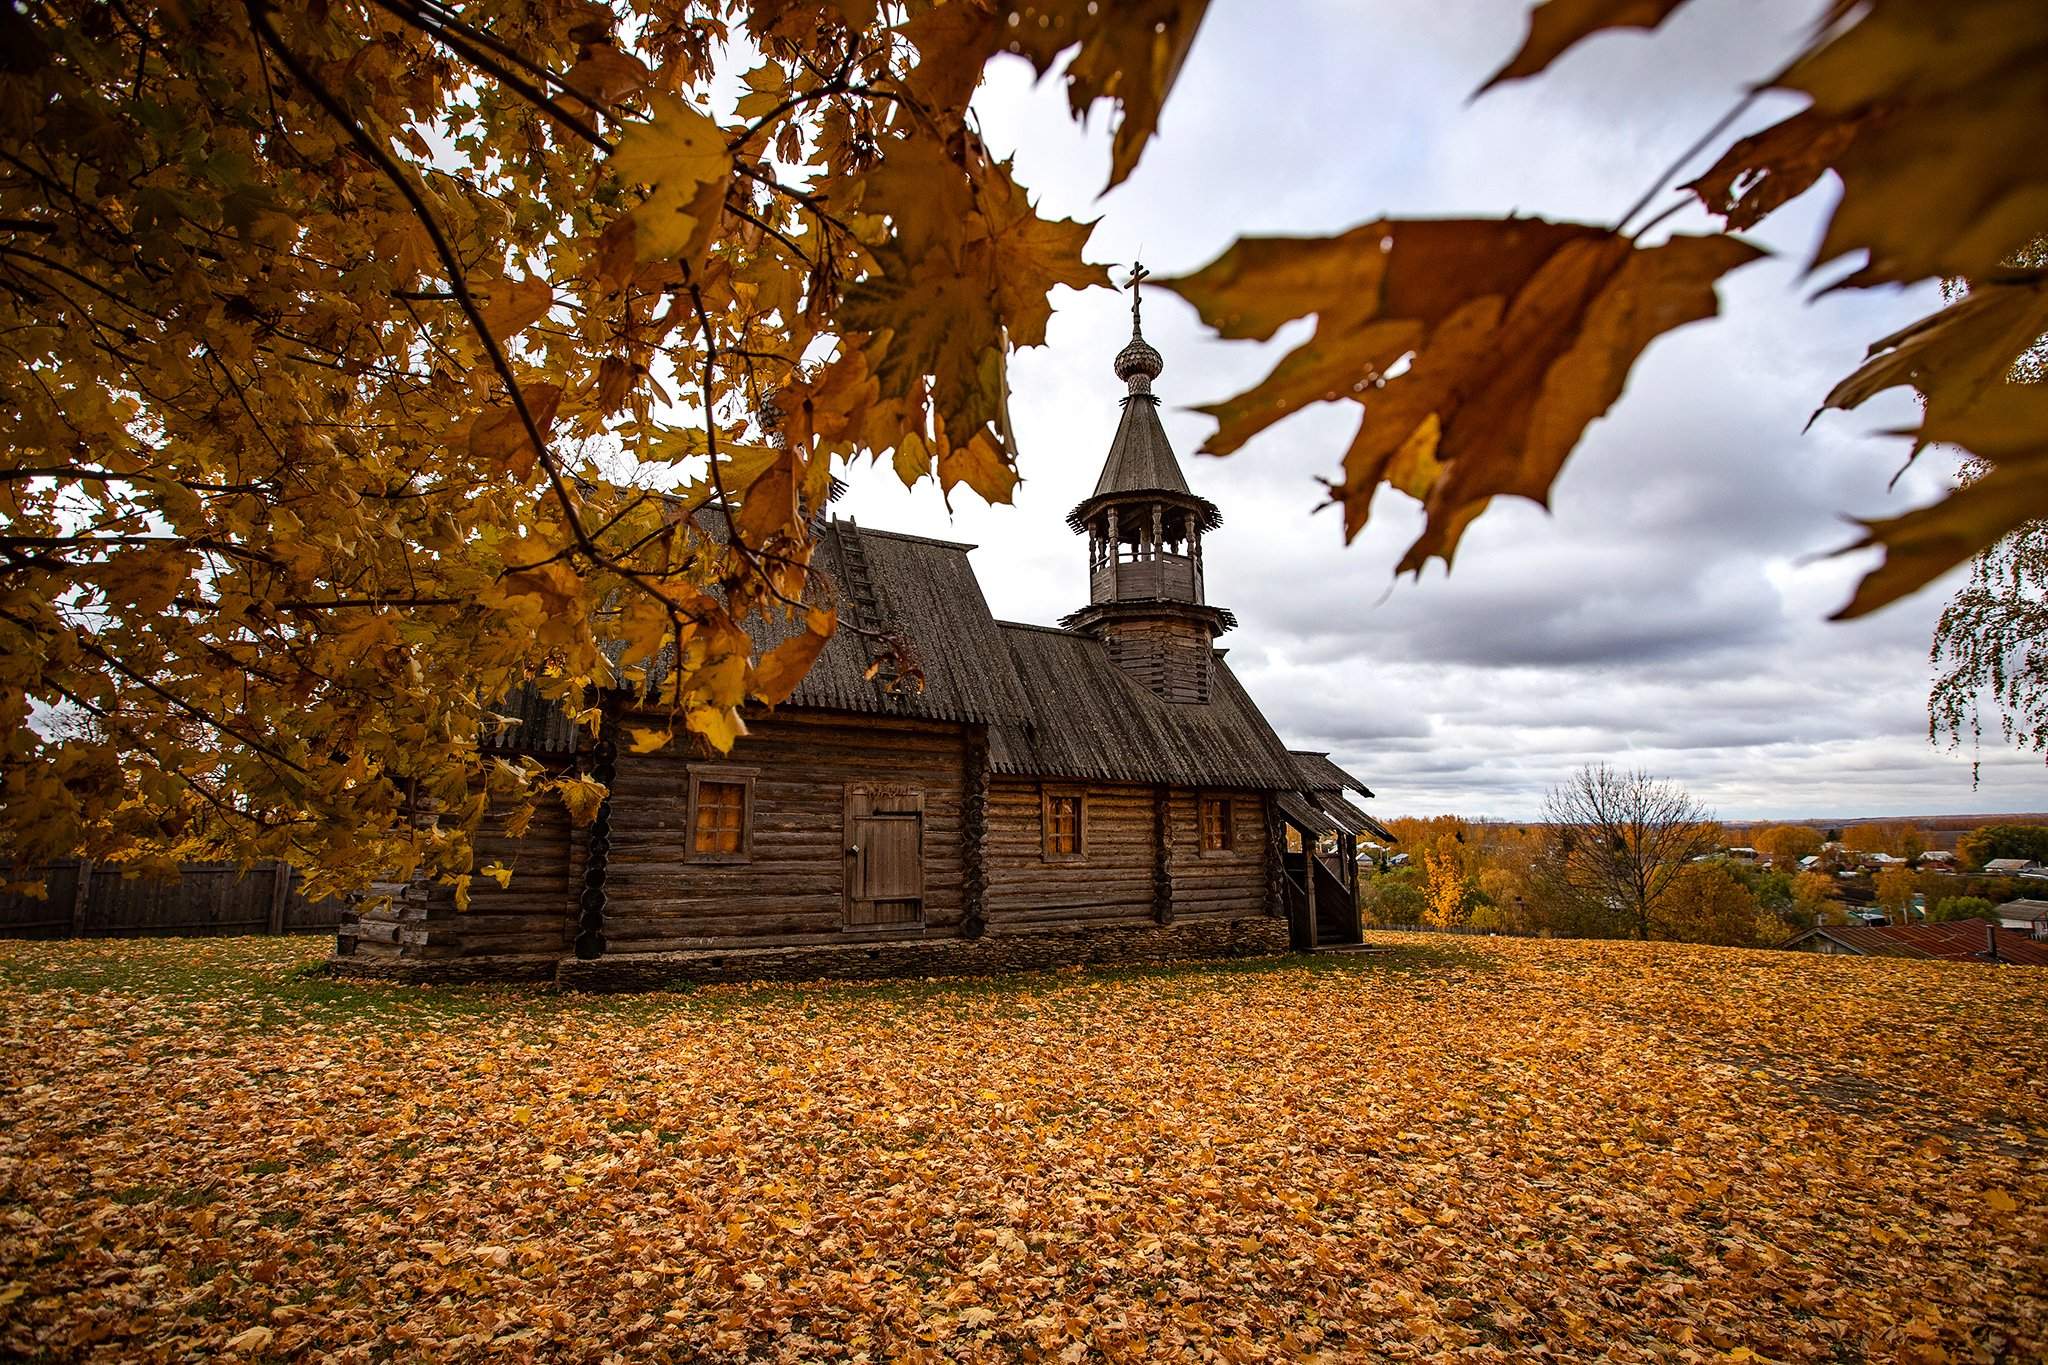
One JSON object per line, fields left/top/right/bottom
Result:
{"left": 1363, "top": 769, "right": 2048, "bottom": 946}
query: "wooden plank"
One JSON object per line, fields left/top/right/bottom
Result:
{"left": 266, "top": 862, "right": 291, "bottom": 935}
{"left": 69, "top": 860, "right": 92, "bottom": 938}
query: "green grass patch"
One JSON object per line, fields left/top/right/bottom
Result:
{"left": 0, "top": 933, "right": 1488, "bottom": 1039}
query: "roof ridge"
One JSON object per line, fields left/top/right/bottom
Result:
{"left": 841, "top": 522, "right": 979, "bottom": 553}
{"left": 994, "top": 619, "right": 1082, "bottom": 637}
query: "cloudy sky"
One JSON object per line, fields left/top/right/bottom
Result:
{"left": 832, "top": 0, "right": 2044, "bottom": 822}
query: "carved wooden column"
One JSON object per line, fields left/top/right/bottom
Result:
{"left": 1106, "top": 506, "right": 1119, "bottom": 595}
{"left": 1265, "top": 798, "right": 1286, "bottom": 919}
{"left": 1152, "top": 786, "right": 1175, "bottom": 925}
{"left": 962, "top": 729, "right": 990, "bottom": 938}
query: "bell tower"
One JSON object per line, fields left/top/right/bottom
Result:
{"left": 1062, "top": 264, "right": 1234, "bottom": 704}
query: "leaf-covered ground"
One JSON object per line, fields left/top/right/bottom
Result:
{"left": 1, "top": 935, "right": 2043, "bottom": 1362}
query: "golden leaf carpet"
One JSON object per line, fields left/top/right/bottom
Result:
{"left": 1, "top": 933, "right": 2042, "bottom": 1362}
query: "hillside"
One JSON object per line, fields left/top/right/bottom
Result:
{"left": 1, "top": 935, "right": 2042, "bottom": 1361}
{"left": 1720, "top": 814, "right": 2048, "bottom": 853}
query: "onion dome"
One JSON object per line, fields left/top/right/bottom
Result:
{"left": 1114, "top": 332, "right": 1164, "bottom": 395}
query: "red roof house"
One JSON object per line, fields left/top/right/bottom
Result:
{"left": 1783, "top": 919, "right": 2048, "bottom": 966}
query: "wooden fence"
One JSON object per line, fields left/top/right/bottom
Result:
{"left": 0, "top": 860, "right": 345, "bottom": 940}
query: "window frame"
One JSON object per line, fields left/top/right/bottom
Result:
{"left": 1040, "top": 784, "right": 1088, "bottom": 863}
{"left": 685, "top": 764, "right": 758, "bottom": 863}
{"left": 1198, "top": 794, "right": 1235, "bottom": 855}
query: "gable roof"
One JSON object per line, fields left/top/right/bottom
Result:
{"left": 621, "top": 513, "right": 1034, "bottom": 728}
{"left": 1785, "top": 920, "right": 2048, "bottom": 966}
{"left": 1281, "top": 751, "right": 1392, "bottom": 842}
{"left": 1995, "top": 898, "right": 2048, "bottom": 922}
{"left": 764, "top": 523, "right": 1033, "bottom": 725}
{"left": 502, "top": 511, "right": 1349, "bottom": 800}
{"left": 987, "top": 623, "right": 1301, "bottom": 790}
{"left": 1325, "top": 795, "right": 1396, "bottom": 844}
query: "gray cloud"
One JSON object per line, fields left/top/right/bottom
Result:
{"left": 833, "top": 0, "right": 2047, "bottom": 821}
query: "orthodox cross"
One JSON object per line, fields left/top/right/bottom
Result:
{"left": 1126, "top": 260, "right": 1150, "bottom": 332}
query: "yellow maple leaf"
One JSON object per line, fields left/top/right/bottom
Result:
{"left": 555, "top": 775, "right": 608, "bottom": 825}
{"left": 225, "top": 1326, "right": 274, "bottom": 1353}
{"left": 611, "top": 94, "right": 732, "bottom": 273}
{"left": 1785, "top": 1, "right": 2048, "bottom": 286}
{"left": 467, "top": 382, "right": 564, "bottom": 479}
{"left": 627, "top": 726, "right": 673, "bottom": 754}
{"left": 1166, "top": 218, "right": 1759, "bottom": 567}
{"left": 1832, "top": 385, "right": 2048, "bottom": 618}
{"left": 685, "top": 704, "right": 746, "bottom": 751}
{"left": 751, "top": 608, "right": 836, "bottom": 706}
{"left": 478, "top": 273, "right": 554, "bottom": 342}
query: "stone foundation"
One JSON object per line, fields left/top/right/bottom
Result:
{"left": 325, "top": 952, "right": 560, "bottom": 986}
{"left": 327, "top": 914, "right": 1292, "bottom": 989}
{"left": 560, "top": 915, "right": 1292, "bottom": 990}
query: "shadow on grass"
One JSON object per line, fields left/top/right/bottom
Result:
{"left": 0, "top": 935, "right": 1495, "bottom": 1030}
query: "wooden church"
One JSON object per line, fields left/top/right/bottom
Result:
{"left": 335, "top": 279, "right": 1392, "bottom": 986}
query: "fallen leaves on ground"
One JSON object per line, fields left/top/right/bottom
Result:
{"left": 1, "top": 934, "right": 2043, "bottom": 1361}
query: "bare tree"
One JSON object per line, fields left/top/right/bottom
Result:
{"left": 1535, "top": 765, "right": 1721, "bottom": 941}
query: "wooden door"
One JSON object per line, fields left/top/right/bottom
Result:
{"left": 845, "top": 784, "right": 924, "bottom": 928}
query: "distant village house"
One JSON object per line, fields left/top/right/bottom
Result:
{"left": 1783, "top": 920, "right": 2048, "bottom": 966}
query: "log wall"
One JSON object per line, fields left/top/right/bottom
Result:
{"left": 597, "top": 711, "right": 969, "bottom": 952}
{"left": 336, "top": 798, "right": 581, "bottom": 968}
{"left": 1098, "top": 617, "right": 1213, "bottom": 704}
{"left": 987, "top": 778, "right": 1153, "bottom": 927}
{"left": 329, "top": 722, "right": 1277, "bottom": 976}
{"left": 1167, "top": 791, "right": 1271, "bottom": 921}
{"left": 985, "top": 780, "right": 1270, "bottom": 928}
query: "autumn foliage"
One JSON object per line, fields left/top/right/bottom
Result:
{"left": 0, "top": 1, "right": 1167, "bottom": 894}
{"left": 3, "top": 934, "right": 2045, "bottom": 1360}
{"left": 5, "top": 0, "right": 2043, "bottom": 894}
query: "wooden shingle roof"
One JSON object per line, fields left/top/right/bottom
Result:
{"left": 1094, "top": 396, "right": 1191, "bottom": 499}
{"left": 1066, "top": 396, "right": 1221, "bottom": 534}
{"left": 771, "top": 524, "right": 1034, "bottom": 724}
{"left": 509, "top": 515, "right": 1319, "bottom": 796}
{"left": 988, "top": 623, "right": 1302, "bottom": 790}
{"left": 628, "top": 513, "right": 1033, "bottom": 727}
{"left": 1289, "top": 750, "right": 1376, "bottom": 800}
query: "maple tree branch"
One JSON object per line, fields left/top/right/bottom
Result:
{"left": 65, "top": 629, "right": 310, "bottom": 777}
{"left": 247, "top": 1, "right": 704, "bottom": 626}
{"left": 0, "top": 468, "right": 264, "bottom": 493}
{"left": 1616, "top": 90, "right": 1761, "bottom": 237}
{"left": 685, "top": 285, "right": 879, "bottom": 641}
{"left": 0, "top": 533, "right": 276, "bottom": 561}
{"left": 728, "top": 44, "right": 902, "bottom": 153}
{"left": 727, "top": 203, "right": 813, "bottom": 267}
{"left": 731, "top": 162, "right": 857, "bottom": 238}
{"left": 369, "top": 0, "right": 614, "bottom": 153}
